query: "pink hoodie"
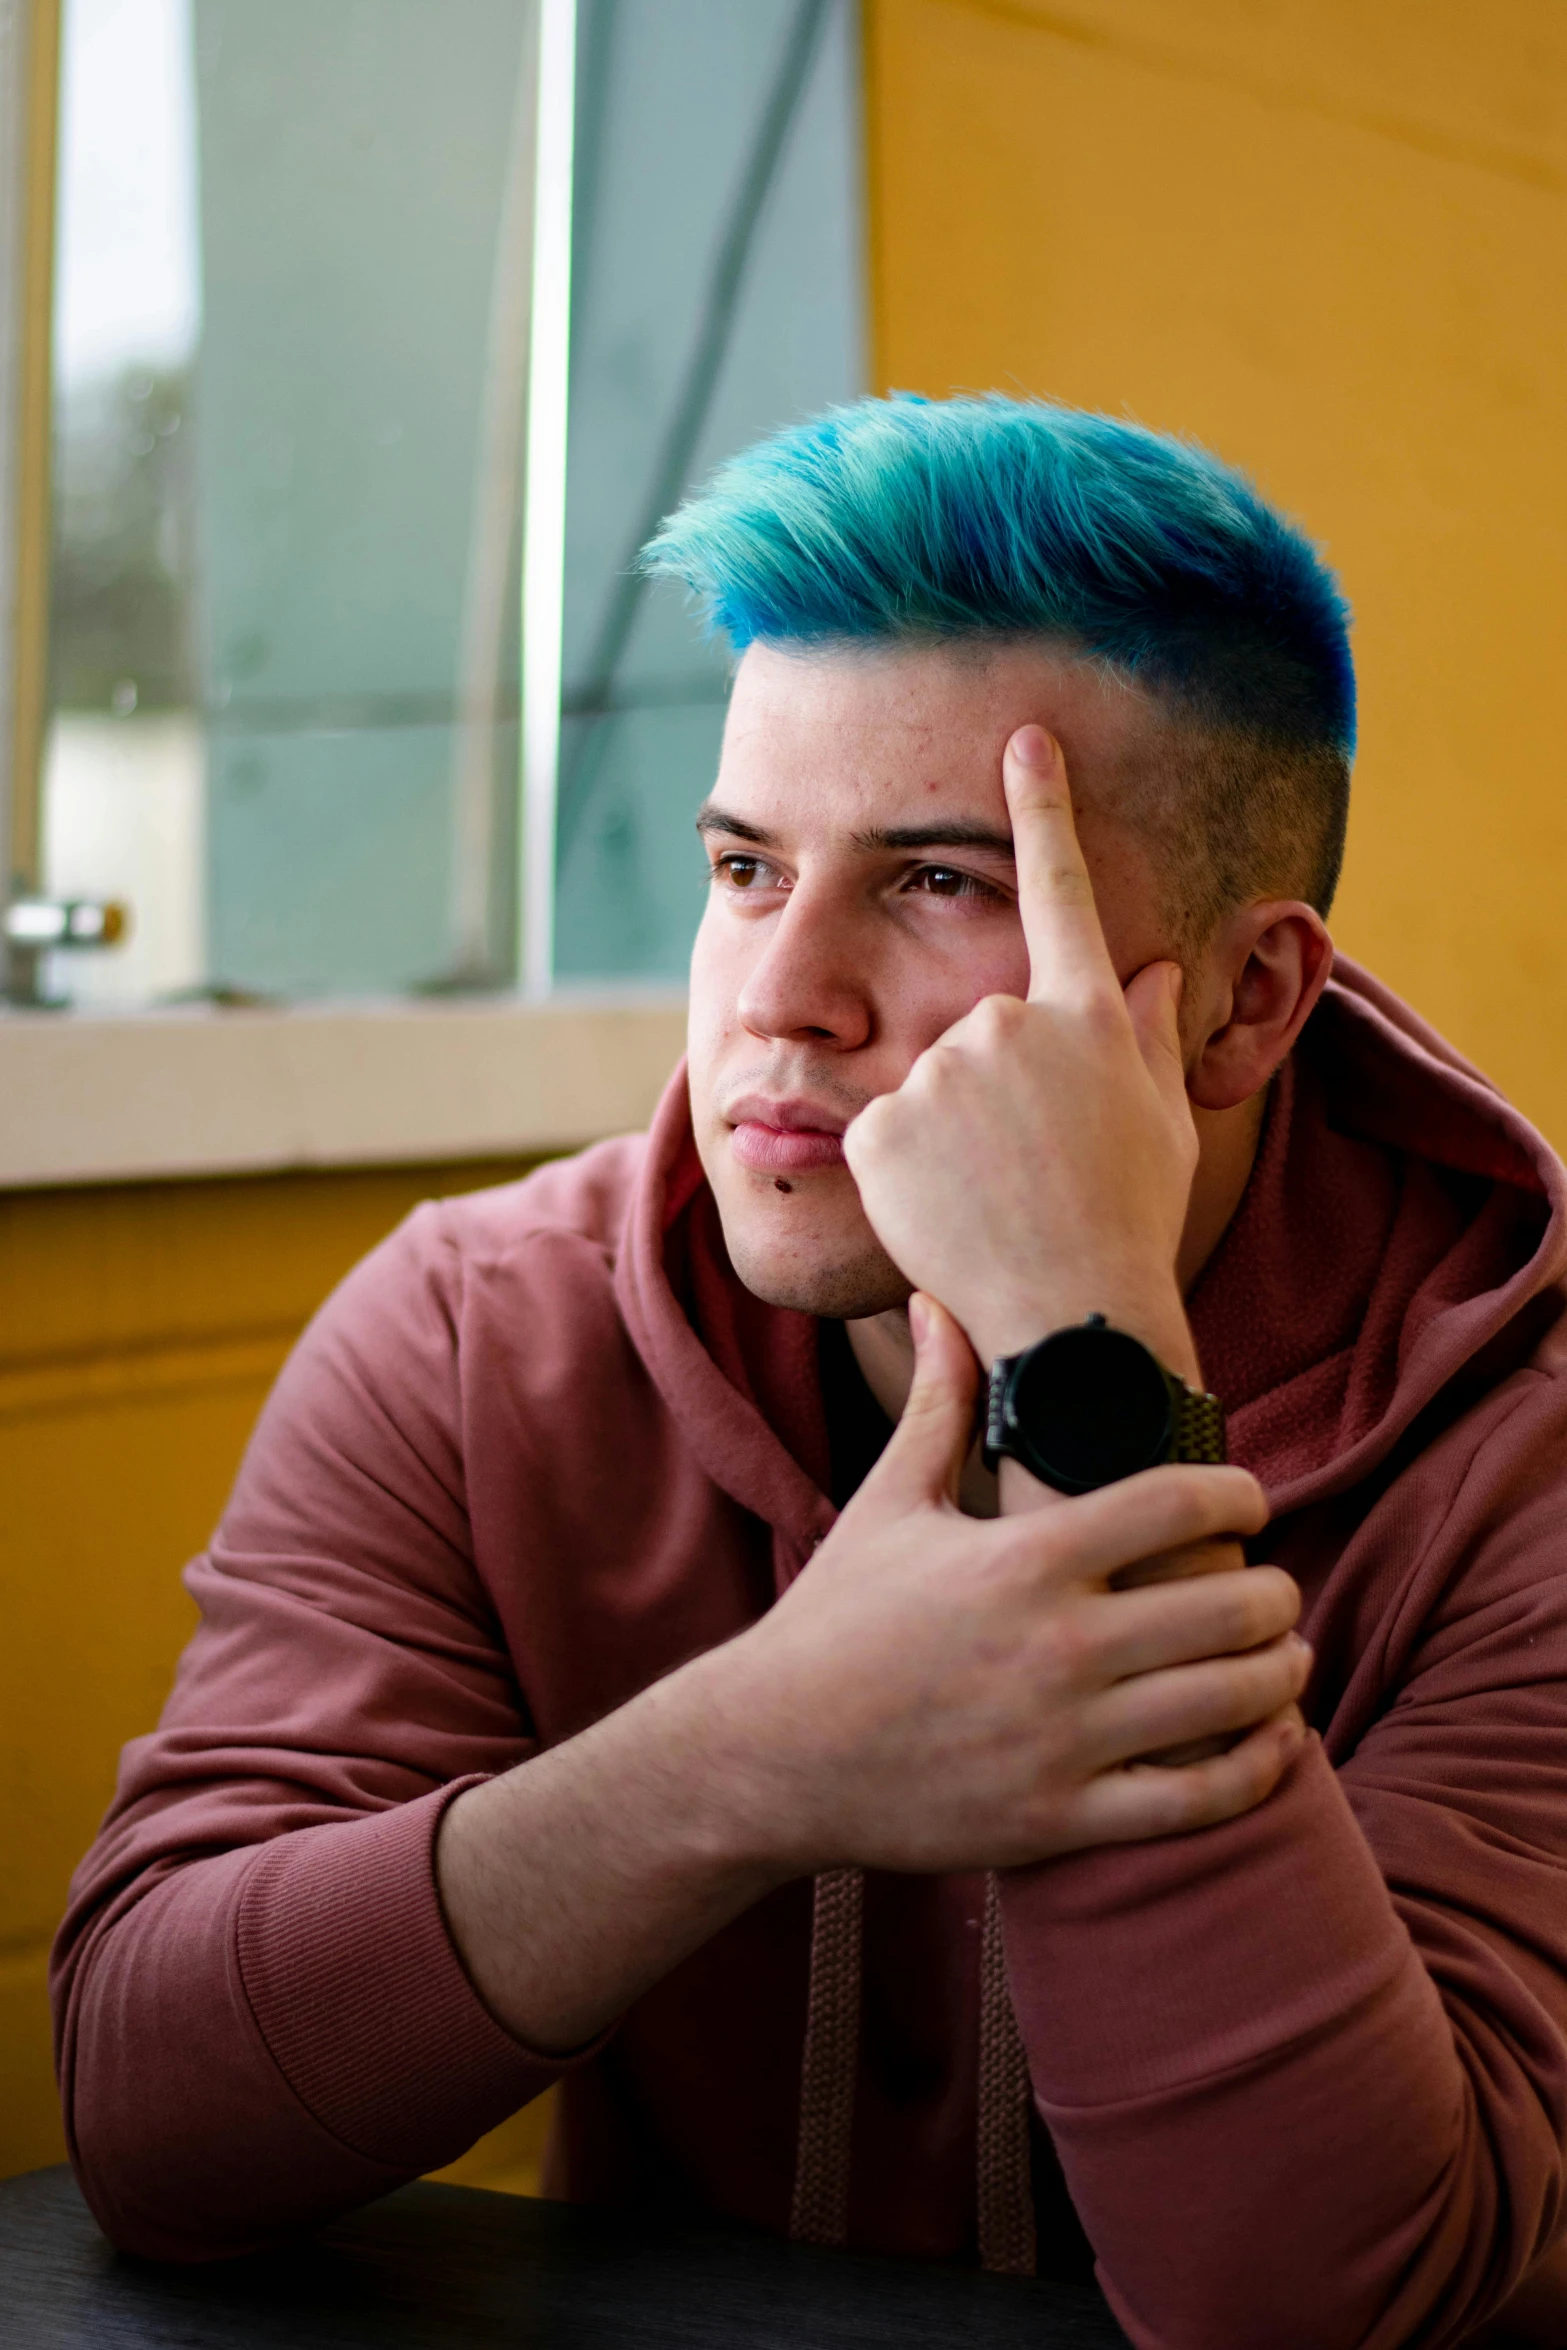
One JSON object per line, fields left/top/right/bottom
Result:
{"left": 52, "top": 959, "right": 1567, "bottom": 2349}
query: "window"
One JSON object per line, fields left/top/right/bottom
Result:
{"left": 9, "top": 0, "right": 865, "bottom": 1009}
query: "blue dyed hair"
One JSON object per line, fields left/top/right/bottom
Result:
{"left": 644, "top": 394, "right": 1355, "bottom": 922}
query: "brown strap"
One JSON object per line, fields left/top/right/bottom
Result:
{"left": 1173, "top": 1384, "right": 1227, "bottom": 1464}
{"left": 977, "top": 1870, "right": 1037, "bottom": 2275}
{"left": 789, "top": 1865, "right": 864, "bottom": 2246}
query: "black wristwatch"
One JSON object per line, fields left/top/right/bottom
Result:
{"left": 984, "top": 1314, "right": 1225, "bottom": 1494}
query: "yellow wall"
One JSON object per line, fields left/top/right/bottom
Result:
{"left": 866, "top": 0, "right": 1567, "bottom": 1143}
{"left": 0, "top": 1161, "right": 552, "bottom": 2187}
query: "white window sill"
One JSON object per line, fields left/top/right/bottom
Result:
{"left": 0, "top": 992, "right": 688, "bottom": 1188}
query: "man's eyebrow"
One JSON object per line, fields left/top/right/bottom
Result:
{"left": 695, "top": 804, "right": 776, "bottom": 845}
{"left": 851, "top": 820, "right": 1016, "bottom": 857}
{"left": 692, "top": 808, "right": 1017, "bottom": 858}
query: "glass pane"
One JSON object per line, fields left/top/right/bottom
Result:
{"left": 195, "top": 0, "right": 534, "bottom": 997}
{"left": 554, "top": 0, "right": 865, "bottom": 984}
{"left": 44, "top": 0, "right": 535, "bottom": 1005}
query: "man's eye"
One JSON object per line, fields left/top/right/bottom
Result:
{"left": 908, "top": 864, "right": 996, "bottom": 900}
{"left": 715, "top": 854, "right": 778, "bottom": 890}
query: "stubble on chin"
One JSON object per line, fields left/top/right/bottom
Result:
{"left": 716, "top": 1194, "right": 913, "bottom": 1322}
{"left": 727, "top": 1234, "right": 913, "bottom": 1321}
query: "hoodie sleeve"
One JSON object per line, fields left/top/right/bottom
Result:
{"left": 50, "top": 1204, "right": 592, "bottom": 2262}
{"left": 1000, "top": 1373, "right": 1567, "bottom": 2350}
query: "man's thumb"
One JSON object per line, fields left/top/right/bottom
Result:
{"left": 860, "top": 1293, "right": 979, "bottom": 1515}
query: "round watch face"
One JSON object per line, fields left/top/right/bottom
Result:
{"left": 1006, "top": 1323, "right": 1174, "bottom": 1493}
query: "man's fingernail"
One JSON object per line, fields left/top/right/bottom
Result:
{"left": 1011, "top": 724, "right": 1055, "bottom": 771}
{"left": 908, "top": 1293, "right": 929, "bottom": 1348}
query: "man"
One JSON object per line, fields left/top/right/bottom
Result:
{"left": 54, "top": 397, "right": 1567, "bottom": 2350}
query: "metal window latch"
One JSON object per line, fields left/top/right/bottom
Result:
{"left": 4, "top": 898, "right": 129, "bottom": 948}
{"left": 2, "top": 898, "right": 131, "bottom": 1008}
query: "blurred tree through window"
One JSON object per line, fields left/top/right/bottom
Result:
{"left": 51, "top": 361, "right": 197, "bottom": 717}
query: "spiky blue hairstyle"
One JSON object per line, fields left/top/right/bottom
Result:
{"left": 644, "top": 392, "right": 1354, "bottom": 754}
{"left": 643, "top": 395, "right": 1355, "bottom": 924}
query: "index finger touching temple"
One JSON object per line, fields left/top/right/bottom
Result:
{"left": 1004, "top": 724, "right": 1121, "bottom": 1006}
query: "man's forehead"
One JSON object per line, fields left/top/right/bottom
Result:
{"left": 722, "top": 637, "right": 1153, "bottom": 774}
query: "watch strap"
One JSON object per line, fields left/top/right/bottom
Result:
{"left": 1171, "top": 1382, "right": 1227, "bottom": 1466}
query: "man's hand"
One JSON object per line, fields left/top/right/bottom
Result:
{"left": 438, "top": 1296, "right": 1306, "bottom": 2051}
{"left": 843, "top": 723, "right": 1198, "bottom": 1377}
{"left": 722, "top": 1294, "right": 1304, "bottom": 1872}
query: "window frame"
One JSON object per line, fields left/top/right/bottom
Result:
{"left": 0, "top": 990, "right": 688, "bottom": 1186}
{"left": 1, "top": 0, "right": 60, "bottom": 987}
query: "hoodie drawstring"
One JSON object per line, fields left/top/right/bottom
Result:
{"left": 790, "top": 1866, "right": 1036, "bottom": 2272}
{"left": 790, "top": 1865, "right": 864, "bottom": 2245}
{"left": 977, "top": 1870, "right": 1038, "bottom": 2273}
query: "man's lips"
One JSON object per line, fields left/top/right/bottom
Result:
{"left": 732, "top": 1123, "right": 848, "bottom": 1173}
{"left": 727, "top": 1097, "right": 850, "bottom": 1174}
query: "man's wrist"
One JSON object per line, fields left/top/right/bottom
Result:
{"left": 970, "top": 1282, "right": 1201, "bottom": 1390}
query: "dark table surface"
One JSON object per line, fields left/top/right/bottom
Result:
{"left": 0, "top": 2166, "right": 1131, "bottom": 2349}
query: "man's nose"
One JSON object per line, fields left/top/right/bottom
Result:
{"left": 735, "top": 886, "right": 874, "bottom": 1049}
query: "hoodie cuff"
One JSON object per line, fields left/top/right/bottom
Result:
{"left": 235, "top": 1778, "right": 596, "bottom": 2170}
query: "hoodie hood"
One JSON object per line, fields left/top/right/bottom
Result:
{"left": 1191, "top": 954, "right": 1565, "bottom": 1519}
{"left": 614, "top": 1078, "right": 838, "bottom": 1585}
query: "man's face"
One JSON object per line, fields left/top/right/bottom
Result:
{"left": 687, "top": 638, "right": 1176, "bottom": 1318}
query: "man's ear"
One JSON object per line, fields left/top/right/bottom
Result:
{"left": 1187, "top": 901, "right": 1334, "bottom": 1113}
